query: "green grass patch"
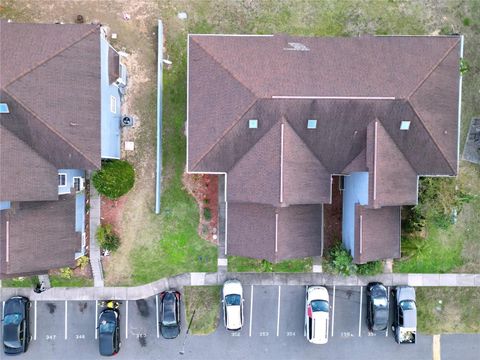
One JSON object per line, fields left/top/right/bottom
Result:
{"left": 184, "top": 286, "right": 221, "bottom": 335}
{"left": 228, "top": 256, "right": 312, "bottom": 272}
{"left": 49, "top": 276, "right": 93, "bottom": 287}
{"left": 416, "top": 287, "right": 480, "bottom": 334}
{"left": 1, "top": 276, "right": 37, "bottom": 288}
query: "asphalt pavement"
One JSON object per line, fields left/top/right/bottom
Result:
{"left": 1, "top": 286, "right": 479, "bottom": 360}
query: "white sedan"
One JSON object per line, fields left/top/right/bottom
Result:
{"left": 222, "top": 280, "right": 244, "bottom": 331}
{"left": 305, "top": 286, "right": 329, "bottom": 344}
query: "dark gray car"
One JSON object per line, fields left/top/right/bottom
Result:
{"left": 160, "top": 291, "right": 181, "bottom": 339}
{"left": 2, "top": 296, "right": 31, "bottom": 355}
{"left": 366, "top": 282, "right": 389, "bottom": 332}
{"left": 98, "top": 309, "right": 120, "bottom": 356}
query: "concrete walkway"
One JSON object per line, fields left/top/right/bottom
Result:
{"left": 88, "top": 184, "right": 104, "bottom": 287}
{"left": 1, "top": 272, "right": 479, "bottom": 301}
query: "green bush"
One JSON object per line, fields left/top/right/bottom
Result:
{"left": 203, "top": 207, "right": 212, "bottom": 221}
{"left": 326, "top": 243, "right": 357, "bottom": 276}
{"left": 96, "top": 224, "right": 121, "bottom": 252}
{"left": 76, "top": 256, "right": 89, "bottom": 270}
{"left": 357, "top": 260, "right": 383, "bottom": 275}
{"left": 59, "top": 267, "right": 73, "bottom": 279}
{"left": 92, "top": 160, "right": 135, "bottom": 199}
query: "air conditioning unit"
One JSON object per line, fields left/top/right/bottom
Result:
{"left": 121, "top": 115, "right": 134, "bottom": 127}
{"left": 115, "top": 63, "right": 127, "bottom": 87}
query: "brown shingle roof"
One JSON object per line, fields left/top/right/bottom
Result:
{"left": 0, "top": 193, "right": 80, "bottom": 277}
{"left": 354, "top": 205, "right": 401, "bottom": 264}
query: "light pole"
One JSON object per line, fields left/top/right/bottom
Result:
{"left": 179, "top": 309, "right": 196, "bottom": 355}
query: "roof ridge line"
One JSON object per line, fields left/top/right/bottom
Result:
{"left": 406, "top": 38, "right": 460, "bottom": 100}
{"left": 406, "top": 100, "right": 456, "bottom": 174}
{"left": 191, "top": 37, "right": 259, "bottom": 97}
{"left": 4, "top": 88, "right": 99, "bottom": 169}
{"left": 3, "top": 26, "right": 99, "bottom": 89}
{"left": 283, "top": 119, "right": 330, "bottom": 172}
{"left": 191, "top": 98, "right": 258, "bottom": 170}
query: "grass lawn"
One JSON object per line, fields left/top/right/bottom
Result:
{"left": 184, "top": 286, "right": 221, "bottom": 335}
{"left": 49, "top": 276, "right": 94, "bottom": 288}
{"left": 228, "top": 256, "right": 312, "bottom": 272}
{"left": 1, "top": 277, "right": 38, "bottom": 288}
{"left": 416, "top": 287, "right": 480, "bottom": 334}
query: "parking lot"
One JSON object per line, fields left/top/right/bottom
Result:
{"left": 1, "top": 285, "right": 479, "bottom": 359}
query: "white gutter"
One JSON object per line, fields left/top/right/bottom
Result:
{"left": 5, "top": 221, "right": 9, "bottom": 263}
{"left": 373, "top": 122, "right": 378, "bottom": 202}
{"left": 457, "top": 35, "right": 464, "bottom": 174}
{"left": 271, "top": 96, "right": 395, "bottom": 100}
{"left": 280, "top": 123, "right": 284, "bottom": 203}
{"left": 155, "top": 20, "right": 164, "bottom": 214}
{"left": 275, "top": 213, "right": 279, "bottom": 253}
{"left": 359, "top": 215, "right": 363, "bottom": 255}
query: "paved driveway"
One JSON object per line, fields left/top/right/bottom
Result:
{"left": 1, "top": 286, "right": 479, "bottom": 359}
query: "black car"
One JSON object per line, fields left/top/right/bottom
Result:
{"left": 98, "top": 309, "right": 120, "bottom": 356}
{"left": 2, "top": 296, "right": 31, "bottom": 355}
{"left": 366, "top": 282, "right": 389, "bottom": 331}
{"left": 160, "top": 291, "right": 181, "bottom": 339}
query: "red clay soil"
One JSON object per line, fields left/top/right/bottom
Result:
{"left": 100, "top": 196, "right": 127, "bottom": 230}
{"left": 323, "top": 176, "right": 343, "bottom": 252}
{"left": 183, "top": 173, "right": 219, "bottom": 244}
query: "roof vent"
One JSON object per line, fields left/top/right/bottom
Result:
{"left": 121, "top": 115, "right": 134, "bottom": 127}
{"left": 400, "top": 120, "right": 411, "bottom": 131}
{"left": 283, "top": 42, "right": 310, "bottom": 51}
{"left": 249, "top": 119, "right": 258, "bottom": 129}
{"left": 0, "top": 103, "right": 10, "bottom": 113}
{"left": 307, "top": 119, "right": 317, "bottom": 129}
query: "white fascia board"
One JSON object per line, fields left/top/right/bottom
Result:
{"left": 189, "top": 33, "right": 274, "bottom": 37}
{"left": 456, "top": 35, "right": 464, "bottom": 175}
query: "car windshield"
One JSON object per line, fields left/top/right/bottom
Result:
{"left": 400, "top": 300, "right": 416, "bottom": 311}
{"left": 373, "top": 296, "right": 388, "bottom": 307}
{"left": 99, "top": 321, "right": 116, "bottom": 334}
{"left": 311, "top": 300, "right": 329, "bottom": 312}
{"left": 225, "top": 294, "right": 241, "bottom": 306}
{"left": 3, "top": 313, "right": 22, "bottom": 326}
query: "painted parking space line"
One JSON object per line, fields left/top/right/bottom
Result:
{"left": 34, "top": 301, "right": 37, "bottom": 340}
{"left": 249, "top": 285, "right": 253, "bottom": 337}
{"left": 95, "top": 300, "right": 98, "bottom": 340}
{"left": 358, "top": 287, "right": 363, "bottom": 337}
{"left": 331, "top": 285, "right": 336, "bottom": 337}
{"left": 386, "top": 287, "right": 390, "bottom": 337}
{"left": 125, "top": 300, "right": 129, "bottom": 339}
{"left": 64, "top": 300, "right": 68, "bottom": 339}
{"left": 156, "top": 295, "right": 160, "bottom": 338}
{"left": 276, "top": 286, "right": 281, "bottom": 337}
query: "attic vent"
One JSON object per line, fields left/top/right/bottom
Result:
{"left": 307, "top": 119, "right": 317, "bottom": 129}
{"left": 283, "top": 42, "right": 310, "bottom": 51}
{"left": 249, "top": 119, "right": 258, "bottom": 129}
{"left": 0, "top": 103, "right": 9, "bottom": 113}
{"left": 400, "top": 120, "right": 411, "bottom": 131}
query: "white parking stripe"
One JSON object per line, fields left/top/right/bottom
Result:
{"left": 386, "top": 287, "right": 390, "bottom": 337}
{"left": 95, "top": 300, "right": 98, "bottom": 340}
{"left": 34, "top": 301, "right": 37, "bottom": 340}
{"left": 276, "top": 286, "right": 281, "bottom": 337}
{"left": 125, "top": 300, "right": 129, "bottom": 339}
{"left": 358, "top": 287, "right": 363, "bottom": 337}
{"left": 331, "top": 286, "right": 336, "bottom": 337}
{"left": 156, "top": 295, "right": 160, "bottom": 338}
{"left": 65, "top": 300, "right": 68, "bottom": 339}
{"left": 249, "top": 285, "right": 253, "bottom": 337}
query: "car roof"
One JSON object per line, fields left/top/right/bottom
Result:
{"left": 99, "top": 332, "right": 114, "bottom": 356}
{"left": 310, "top": 312, "right": 329, "bottom": 344}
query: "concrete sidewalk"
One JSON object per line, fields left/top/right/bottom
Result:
{"left": 1, "top": 272, "right": 480, "bottom": 301}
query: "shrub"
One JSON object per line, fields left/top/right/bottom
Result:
{"left": 59, "top": 267, "right": 73, "bottom": 279}
{"left": 92, "top": 160, "right": 135, "bottom": 199}
{"left": 357, "top": 260, "right": 383, "bottom": 276}
{"left": 203, "top": 207, "right": 212, "bottom": 221}
{"left": 96, "top": 224, "right": 121, "bottom": 252}
{"left": 326, "top": 243, "right": 357, "bottom": 276}
{"left": 76, "top": 256, "right": 90, "bottom": 270}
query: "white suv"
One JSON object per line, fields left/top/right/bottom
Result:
{"left": 222, "top": 280, "right": 244, "bottom": 331}
{"left": 304, "top": 286, "right": 329, "bottom": 344}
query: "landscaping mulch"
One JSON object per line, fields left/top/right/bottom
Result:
{"left": 100, "top": 196, "right": 127, "bottom": 230}
{"left": 323, "top": 176, "right": 343, "bottom": 253}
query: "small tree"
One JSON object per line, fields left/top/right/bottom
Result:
{"left": 96, "top": 224, "right": 121, "bottom": 252}
{"left": 92, "top": 160, "right": 135, "bottom": 199}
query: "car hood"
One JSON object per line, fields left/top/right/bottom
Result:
{"left": 160, "top": 324, "right": 180, "bottom": 339}
{"left": 4, "top": 299, "right": 24, "bottom": 316}
{"left": 226, "top": 305, "right": 242, "bottom": 330}
{"left": 223, "top": 281, "right": 243, "bottom": 297}
{"left": 397, "top": 287, "right": 415, "bottom": 303}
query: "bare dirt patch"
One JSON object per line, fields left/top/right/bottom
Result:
{"left": 183, "top": 174, "right": 219, "bottom": 245}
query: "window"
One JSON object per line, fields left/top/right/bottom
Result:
{"left": 0, "top": 103, "right": 9, "bottom": 113}
{"left": 110, "top": 96, "right": 117, "bottom": 114}
{"left": 307, "top": 119, "right": 317, "bottom": 129}
{"left": 73, "top": 177, "right": 83, "bottom": 192}
{"left": 248, "top": 119, "right": 258, "bottom": 129}
{"left": 400, "top": 120, "right": 411, "bottom": 130}
{"left": 58, "top": 173, "right": 67, "bottom": 187}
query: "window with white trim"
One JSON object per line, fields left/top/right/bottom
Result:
{"left": 58, "top": 173, "right": 67, "bottom": 187}
{"left": 73, "top": 177, "right": 83, "bottom": 192}
{"left": 110, "top": 96, "right": 117, "bottom": 114}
